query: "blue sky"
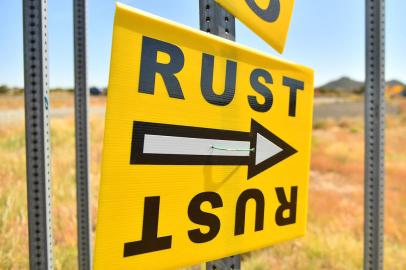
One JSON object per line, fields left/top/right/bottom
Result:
{"left": 0, "top": 0, "right": 405, "bottom": 88}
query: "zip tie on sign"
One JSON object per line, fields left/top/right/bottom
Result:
{"left": 210, "top": 145, "right": 255, "bottom": 152}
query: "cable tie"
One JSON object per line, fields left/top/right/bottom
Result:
{"left": 210, "top": 145, "right": 255, "bottom": 152}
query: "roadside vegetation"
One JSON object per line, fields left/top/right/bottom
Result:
{"left": 0, "top": 94, "right": 405, "bottom": 269}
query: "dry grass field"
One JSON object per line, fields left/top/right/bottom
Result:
{"left": 0, "top": 93, "right": 405, "bottom": 269}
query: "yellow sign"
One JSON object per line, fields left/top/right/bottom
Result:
{"left": 94, "top": 3, "right": 313, "bottom": 270}
{"left": 214, "top": 0, "right": 295, "bottom": 53}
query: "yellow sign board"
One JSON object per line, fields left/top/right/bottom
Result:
{"left": 94, "top": 3, "right": 313, "bottom": 269}
{"left": 214, "top": 0, "right": 295, "bottom": 53}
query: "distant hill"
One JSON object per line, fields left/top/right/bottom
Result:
{"left": 318, "top": 77, "right": 406, "bottom": 97}
{"left": 386, "top": 80, "right": 405, "bottom": 88}
{"left": 319, "top": 77, "right": 364, "bottom": 92}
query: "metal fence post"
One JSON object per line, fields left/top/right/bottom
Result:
{"left": 364, "top": 0, "right": 385, "bottom": 270}
{"left": 74, "top": 0, "right": 92, "bottom": 269}
{"left": 23, "top": 0, "right": 54, "bottom": 269}
{"left": 199, "top": 1, "right": 240, "bottom": 269}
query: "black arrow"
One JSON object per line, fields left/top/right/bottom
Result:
{"left": 130, "top": 119, "right": 297, "bottom": 179}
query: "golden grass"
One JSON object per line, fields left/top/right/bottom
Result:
{"left": 0, "top": 93, "right": 106, "bottom": 110}
{"left": 1, "top": 96, "right": 406, "bottom": 269}
{"left": 0, "top": 112, "right": 104, "bottom": 270}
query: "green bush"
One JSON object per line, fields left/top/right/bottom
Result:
{"left": 0, "top": 85, "right": 9, "bottom": 94}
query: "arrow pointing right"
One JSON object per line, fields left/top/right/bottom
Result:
{"left": 130, "top": 119, "right": 297, "bottom": 179}
{"left": 247, "top": 119, "right": 297, "bottom": 179}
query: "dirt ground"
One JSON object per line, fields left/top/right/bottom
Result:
{"left": 0, "top": 93, "right": 397, "bottom": 124}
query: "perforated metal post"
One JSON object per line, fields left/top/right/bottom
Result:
{"left": 199, "top": 0, "right": 235, "bottom": 39}
{"left": 364, "top": 0, "right": 385, "bottom": 270}
{"left": 74, "top": 0, "right": 92, "bottom": 269}
{"left": 23, "top": 0, "right": 54, "bottom": 269}
{"left": 199, "top": 1, "right": 240, "bottom": 269}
